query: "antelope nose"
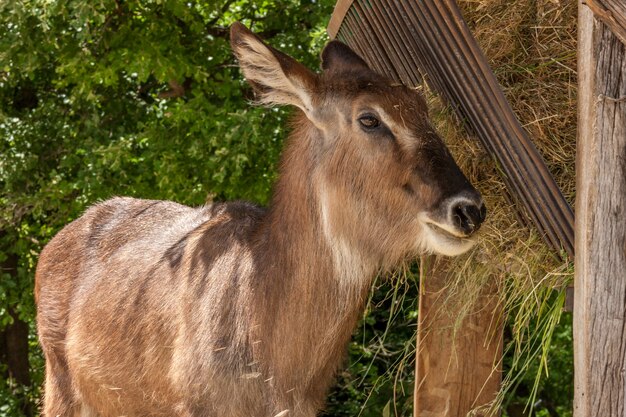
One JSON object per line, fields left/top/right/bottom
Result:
{"left": 451, "top": 199, "right": 486, "bottom": 235}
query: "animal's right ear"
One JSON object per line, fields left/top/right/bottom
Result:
{"left": 230, "top": 22, "right": 318, "bottom": 115}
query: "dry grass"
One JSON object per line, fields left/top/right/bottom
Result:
{"left": 425, "top": 0, "right": 577, "bottom": 412}
{"left": 459, "top": 0, "right": 577, "bottom": 201}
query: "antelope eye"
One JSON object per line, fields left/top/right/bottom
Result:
{"left": 358, "top": 115, "right": 380, "bottom": 129}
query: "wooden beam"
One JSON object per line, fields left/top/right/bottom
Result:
{"left": 585, "top": 0, "right": 626, "bottom": 45}
{"left": 574, "top": 2, "right": 626, "bottom": 416}
{"left": 414, "top": 257, "right": 502, "bottom": 417}
{"left": 327, "top": 0, "right": 352, "bottom": 39}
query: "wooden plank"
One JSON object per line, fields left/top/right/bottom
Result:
{"left": 415, "top": 257, "right": 502, "bottom": 417}
{"left": 586, "top": 0, "right": 626, "bottom": 45}
{"left": 327, "top": 0, "right": 353, "bottom": 39}
{"left": 574, "top": 2, "right": 626, "bottom": 416}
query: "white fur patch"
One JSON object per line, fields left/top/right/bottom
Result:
{"left": 318, "top": 188, "right": 371, "bottom": 288}
{"left": 80, "top": 404, "right": 98, "bottom": 417}
{"left": 418, "top": 214, "right": 475, "bottom": 256}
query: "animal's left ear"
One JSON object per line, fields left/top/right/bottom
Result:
{"left": 321, "top": 41, "right": 370, "bottom": 73}
{"left": 230, "top": 22, "right": 318, "bottom": 115}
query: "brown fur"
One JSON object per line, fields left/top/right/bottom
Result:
{"left": 35, "top": 23, "right": 484, "bottom": 417}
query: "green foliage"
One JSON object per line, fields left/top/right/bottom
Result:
{"left": 323, "top": 270, "right": 419, "bottom": 417}
{"left": 502, "top": 300, "right": 574, "bottom": 417}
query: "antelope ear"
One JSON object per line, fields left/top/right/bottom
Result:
{"left": 230, "top": 22, "right": 317, "bottom": 114}
{"left": 321, "top": 41, "right": 370, "bottom": 72}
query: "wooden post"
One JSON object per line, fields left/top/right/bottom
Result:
{"left": 414, "top": 257, "right": 502, "bottom": 417}
{"left": 574, "top": 2, "right": 626, "bottom": 416}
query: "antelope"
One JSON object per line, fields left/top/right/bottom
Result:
{"left": 35, "top": 23, "right": 486, "bottom": 417}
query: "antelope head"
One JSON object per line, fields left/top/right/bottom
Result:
{"left": 231, "top": 23, "right": 486, "bottom": 269}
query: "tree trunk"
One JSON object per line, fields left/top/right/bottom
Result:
{"left": 0, "top": 310, "right": 31, "bottom": 387}
{"left": 0, "top": 252, "right": 33, "bottom": 416}
{"left": 574, "top": 2, "right": 626, "bottom": 416}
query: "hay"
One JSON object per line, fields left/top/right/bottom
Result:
{"left": 426, "top": 0, "right": 577, "bottom": 412}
